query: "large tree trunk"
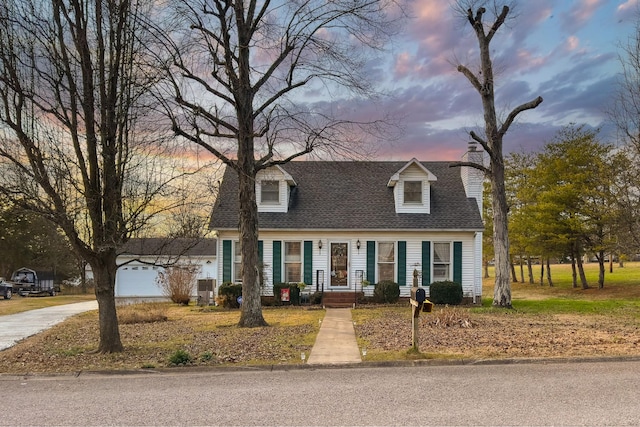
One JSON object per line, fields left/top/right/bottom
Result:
{"left": 570, "top": 254, "right": 578, "bottom": 288}
{"left": 237, "top": 168, "right": 268, "bottom": 327}
{"left": 491, "top": 165, "right": 512, "bottom": 307}
{"left": 90, "top": 253, "right": 123, "bottom": 353}
{"left": 527, "top": 258, "right": 534, "bottom": 284}
{"left": 235, "top": 8, "right": 267, "bottom": 328}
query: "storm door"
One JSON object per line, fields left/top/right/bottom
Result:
{"left": 330, "top": 242, "right": 348, "bottom": 287}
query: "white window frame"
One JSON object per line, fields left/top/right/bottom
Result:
{"left": 284, "top": 241, "right": 302, "bottom": 283}
{"left": 261, "top": 180, "right": 280, "bottom": 204}
{"left": 403, "top": 181, "right": 422, "bottom": 204}
{"left": 233, "top": 241, "right": 242, "bottom": 283}
{"left": 377, "top": 241, "right": 395, "bottom": 282}
{"left": 432, "top": 242, "right": 451, "bottom": 282}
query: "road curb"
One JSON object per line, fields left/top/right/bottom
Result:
{"left": 3, "top": 355, "right": 640, "bottom": 380}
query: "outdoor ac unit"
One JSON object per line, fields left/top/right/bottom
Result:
{"left": 197, "top": 279, "right": 215, "bottom": 306}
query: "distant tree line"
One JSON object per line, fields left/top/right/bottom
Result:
{"left": 483, "top": 124, "right": 640, "bottom": 289}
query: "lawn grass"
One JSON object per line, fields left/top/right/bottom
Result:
{"left": 0, "top": 293, "right": 95, "bottom": 316}
{"left": 500, "top": 261, "right": 640, "bottom": 300}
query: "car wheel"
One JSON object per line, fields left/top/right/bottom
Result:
{"left": 50, "top": 290, "right": 56, "bottom": 297}
{"left": 5, "top": 289, "right": 11, "bottom": 300}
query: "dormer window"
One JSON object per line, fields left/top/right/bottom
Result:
{"left": 404, "top": 181, "right": 422, "bottom": 204}
{"left": 388, "top": 159, "right": 436, "bottom": 214}
{"left": 261, "top": 180, "right": 280, "bottom": 204}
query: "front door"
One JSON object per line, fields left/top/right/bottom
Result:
{"left": 330, "top": 242, "right": 348, "bottom": 287}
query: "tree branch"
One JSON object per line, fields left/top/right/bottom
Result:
{"left": 449, "top": 160, "right": 490, "bottom": 175}
{"left": 457, "top": 64, "right": 482, "bottom": 92}
{"left": 499, "top": 96, "right": 544, "bottom": 137}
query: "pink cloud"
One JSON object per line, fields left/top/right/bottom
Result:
{"left": 561, "top": 0, "right": 608, "bottom": 33}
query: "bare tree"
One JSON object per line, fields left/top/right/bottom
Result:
{"left": 454, "top": 2, "right": 542, "bottom": 307}
{"left": 610, "top": 7, "right": 640, "bottom": 154}
{"left": 153, "top": 0, "right": 404, "bottom": 326}
{"left": 609, "top": 8, "right": 640, "bottom": 252}
{"left": 0, "top": 0, "right": 196, "bottom": 352}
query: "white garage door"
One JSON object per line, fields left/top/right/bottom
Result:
{"left": 115, "top": 265, "right": 163, "bottom": 297}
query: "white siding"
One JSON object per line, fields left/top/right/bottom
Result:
{"left": 217, "top": 230, "right": 480, "bottom": 300}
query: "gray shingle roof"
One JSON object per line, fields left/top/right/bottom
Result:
{"left": 209, "top": 161, "right": 483, "bottom": 231}
{"left": 119, "top": 238, "right": 217, "bottom": 256}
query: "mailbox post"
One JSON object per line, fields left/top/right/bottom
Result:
{"left": 409, "top": 269, "right": 433, "bottom": 351}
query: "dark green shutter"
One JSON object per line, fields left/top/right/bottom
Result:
{"left": 397, "top": 241, "right": 406, "bottom": 286}
{"left": 366, "top": 241, "right": 375, "bottom": 283}
{"left": 422, "top": 241, "right": 431, "bottom": 286}
{"left": 304, "top": 240, "right": 313, "bottom": 284}
{"left": 222, "top": 240, "right": 232, "bottom": 283}
{"left": 273, "top": 241, "right": 282, "bottom": 284}
{"left": 453, "top": 241, "right": 463, "bottom": 284}
{"left": 258, "top": 240, "right": 263, "bottom": 261}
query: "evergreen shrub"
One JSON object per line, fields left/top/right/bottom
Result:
{"left": 429, "top": 280, "right": 463, "bottom": 305}
{"left": 373, "top": 280, "right": 400, "bottom": 303}
{"left": 218, "top": 282, "right": 242, "bottom": 308}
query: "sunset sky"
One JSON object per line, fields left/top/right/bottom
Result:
{"left": 337, "top": 0, "right": 639, "bottom": 161}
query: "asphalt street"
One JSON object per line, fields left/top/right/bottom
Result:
{"left": 1, "top": 360, "right": 639, "bottom": 426}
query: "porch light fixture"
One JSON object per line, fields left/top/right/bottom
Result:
{"left": 318, "top": 240, "right": 323, "bottom": 250}
{"left": 356, "top": 239, "right": 361, "bottom": 251}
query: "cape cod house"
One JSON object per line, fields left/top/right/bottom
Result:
{"left": 209, "top": 146, "right": 485, "bottom": 304}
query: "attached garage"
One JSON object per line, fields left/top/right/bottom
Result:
{"left": 114, "top": 238, "right": 217, "bottom": 303}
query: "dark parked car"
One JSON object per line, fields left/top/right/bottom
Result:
{"left": 0, "top": 279, "right": 13, "bottom": 300}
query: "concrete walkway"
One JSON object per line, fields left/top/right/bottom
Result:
{"left": 307, "top": 308, "right": 361, "bottom": 365}
{"left": 0, "top": 300, "right": 98, "bottom": 351}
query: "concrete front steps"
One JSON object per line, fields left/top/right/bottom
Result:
{"left": 321, "top": 291, "right": 364, "bottom": 308}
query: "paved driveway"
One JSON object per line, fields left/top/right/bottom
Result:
{"left": 0, "top": 301, "right": 98, "bottom": 351}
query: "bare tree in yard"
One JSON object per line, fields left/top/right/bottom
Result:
{"left": 609, "top": 8, "right": 640, "bottom": 251}
{"left": 0, "top": 0, "right": 193, "bottom": 352}
{"left": 454, "top": 2, "right": 542, "bottom": 307}
{"left": 154, "top": 0, "right": 404, "bottom": 327}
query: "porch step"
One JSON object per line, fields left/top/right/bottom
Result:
{"left": 322, "top": 291, "right": 363, "bottom": 308}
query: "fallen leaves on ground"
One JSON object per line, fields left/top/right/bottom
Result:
{"left": 354, "top": 306, "right": 640, "bottom": 360}
{"left": 0, "top": 305, "right": 323, "bottom": 374}
{"left": 1, "top": 303, "right": 639, "bottom": 374}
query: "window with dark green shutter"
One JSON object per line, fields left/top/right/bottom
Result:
{"left": 222, "top": 240, "right": 232, "bottom": 283}
{"left": 397, "top": 241, "right": 406, "bottom": 286}
{"left": 272, "top": 241, "right": 282, "bottom": 284}
{"left": 366, "top": 241, "right": 375, "bottom": 283}
{"left": 304, "top": 241, "right": 313, "bottom": 285}
{"left": 453, "top": 241, "right": 462, "bottom": 284}
{"left": 422, "top": 241, "right": 431, "bottom": 285}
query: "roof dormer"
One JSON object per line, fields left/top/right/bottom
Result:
{"left": 387, "top": 158, "right": 437, "bottom": 214}
{"left": 256, "top": 165, "right": 296, "bottom": 213}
